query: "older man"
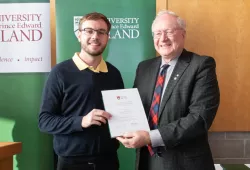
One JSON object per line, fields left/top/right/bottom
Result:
{"left": 117, "top": 10, "right": 219, "bottom": 170}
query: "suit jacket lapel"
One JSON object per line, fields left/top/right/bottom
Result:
{"left": 158, "top": 49, "right": 191, "bottom": 119}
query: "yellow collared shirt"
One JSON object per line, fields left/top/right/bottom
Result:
{"left": 72, "top": 53, "right": 108, "bottom": 73}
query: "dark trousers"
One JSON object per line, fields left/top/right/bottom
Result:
{"left": 57, "top": 156, "right": 119, "bottom": 170}
{"left": 54, "top": 151, "right": 58, "bottom": 170}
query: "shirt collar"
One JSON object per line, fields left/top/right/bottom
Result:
{"left": 160, "top": 55, "right": 179, "bottom": 68}
{"left": 72, "top": 53, "right": 108, "bottom": 73}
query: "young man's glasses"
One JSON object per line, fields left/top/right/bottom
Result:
{"left": 79, "top": 28, "right": 109, "bottom": 37}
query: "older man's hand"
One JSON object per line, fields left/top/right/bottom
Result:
{"left": 116, "top": 131, "right": 151, "bottom": 148}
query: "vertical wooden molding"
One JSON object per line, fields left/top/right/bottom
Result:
{"left": 156, "top": 0, "right": 168, "bottom": 13}
{"left": 50, "top": 0, "right": 56, "bottom": 66}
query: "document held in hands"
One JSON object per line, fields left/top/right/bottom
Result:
{"left": 101, "top": 88, "right": 150, "bottom": 138}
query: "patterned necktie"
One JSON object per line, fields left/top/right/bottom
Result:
{"left": 147, "top": 64, "right": 169, "bottom": 155}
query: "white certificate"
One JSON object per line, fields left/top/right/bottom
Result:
{"left": 101, "top": 88, "right": 150, "bottom": 138}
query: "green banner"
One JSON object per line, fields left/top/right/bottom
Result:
{"left": 56, "top": 0, "right": 155, "bottom": 169}
{"left": 0, "top": 0, "right": 53, "bottom": 170}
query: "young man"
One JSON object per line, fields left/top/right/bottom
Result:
{"left": 117, "top": 10, "right": 220, "bottom": 170}
{"left": 39, "top": 12, "right": 124, "bottom": 170}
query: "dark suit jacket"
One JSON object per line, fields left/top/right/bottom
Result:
{"left": 134, "top": 49, "right": 220, "bottom": 170}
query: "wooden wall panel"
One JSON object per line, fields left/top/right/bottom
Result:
{"left": 157, "top": 0, "right": 250, "bottom": 131}
{"left": 156, "top": 0, "right": 168, "bottom": 13}
{"left": 50, "top": 0, "right": 56, "bottom": 66}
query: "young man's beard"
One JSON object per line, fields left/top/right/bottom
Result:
{"left": 82, "top": 44, "right": 106, "bottom": 57}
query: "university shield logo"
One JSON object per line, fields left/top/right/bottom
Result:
{"left": 73, "top": 16, "right": 82, "bottom": 38}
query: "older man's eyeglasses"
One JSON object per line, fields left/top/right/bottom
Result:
{"left": 79, "top": 28, "right": 109, "bottom": 37}
{"left": 152, "top": 28, "right": 182, "bottom": 39}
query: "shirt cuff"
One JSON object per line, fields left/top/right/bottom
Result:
{"left": 149, "top": 129, "right": 165, "bottom": 147}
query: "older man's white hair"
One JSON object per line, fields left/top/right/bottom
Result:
{"left": 151, "top": 10, "right": 186, "bottom": 31}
